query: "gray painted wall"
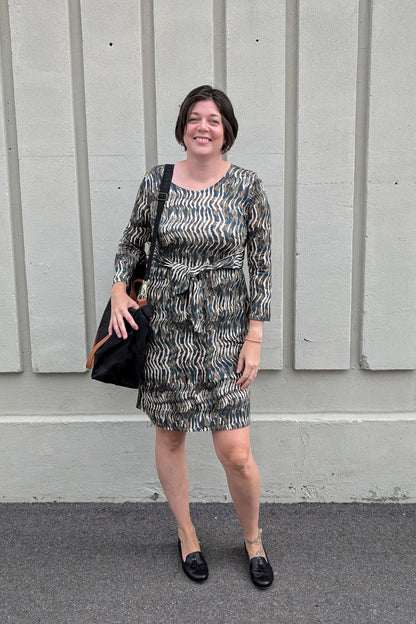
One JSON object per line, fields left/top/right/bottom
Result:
{"left": 1, "top": 0, "right": 415, "bottom": 502}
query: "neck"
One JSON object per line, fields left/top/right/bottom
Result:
{"left": 184, "top": 155, "right": 228, "bottom": 183}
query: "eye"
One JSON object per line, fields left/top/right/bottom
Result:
{"left": 188, "top": 116, "right": 198, "bottom": 123}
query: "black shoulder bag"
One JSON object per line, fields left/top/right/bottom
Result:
{"left": 86, "top": 164, "right": 174, "bottom": 388}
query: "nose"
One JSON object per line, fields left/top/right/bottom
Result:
{"left": 197, "top": 117, "right": 208, "bottom": 131}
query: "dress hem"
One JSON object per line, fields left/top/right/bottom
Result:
{"left": 146, "top": 413, "right": 251, "bottom": 433}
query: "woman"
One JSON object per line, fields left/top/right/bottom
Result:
{"left": 109, "top": 85, "right": 273, "bottom": 588}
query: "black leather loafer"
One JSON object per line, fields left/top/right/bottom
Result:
{"left": 178, "top": 539, "right": 208, "bottom": 583}
{"left": 244, "top": 543, "right": 274, "bottom": 589}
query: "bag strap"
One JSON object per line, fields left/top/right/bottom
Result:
{"left": 144, "top": 163, "right": 174, "bottom": 282}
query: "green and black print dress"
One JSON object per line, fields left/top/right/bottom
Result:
{"left": 113, "top": 164, "right": 271, "bottom": 431}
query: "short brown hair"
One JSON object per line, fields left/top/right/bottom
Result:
{"left": 175, "top": 85, "right": 238, "bottom": 154}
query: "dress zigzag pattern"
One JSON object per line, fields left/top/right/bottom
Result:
{"left": 113, "top": 164, "right": 272, "bottom": 431}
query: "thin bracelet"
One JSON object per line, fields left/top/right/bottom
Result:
{"left": 245, "top": 337, "right": 263, "bottom": 344}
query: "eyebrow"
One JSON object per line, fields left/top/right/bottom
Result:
{"left": 189, "top": 112, "right": 221, "bottom": 118}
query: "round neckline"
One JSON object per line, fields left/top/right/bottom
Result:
{"left": 170, "top": 163, "right": 233, "bottom": 193}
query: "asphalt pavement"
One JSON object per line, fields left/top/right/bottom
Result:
{"left": 1, "top": 502, "right": 415, "bottom": 624}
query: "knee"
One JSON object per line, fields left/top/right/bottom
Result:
{"left": 216, "top": 445, "right": 252, "bottom": 475}
{"left": 156, "top": 429, "right": 186, "bottom": 454}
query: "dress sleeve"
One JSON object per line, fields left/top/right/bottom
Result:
{"left": 113, "top": 173, "right": 153, "bottom": 285}
{"left": 246, "top": 175, "right": 272, "bottom": 321}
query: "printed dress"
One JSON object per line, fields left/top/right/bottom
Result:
{"left": 113, "top": 164, "right": 271, "bottom": 431}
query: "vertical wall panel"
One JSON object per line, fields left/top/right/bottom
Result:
{"left": 361, "top": 1, "right": 416, "bottom": 370}
{"left": 154, "top": 0, "right": 214, "bottom": 165}
{"left": 0, "top": 37, "right": 22, "bottom": 372}
{"left": 8, "top": 1, "right": 87, "bottom": 372}
{"left": 81, "top": 0, "right": 146, "bottom": 317}
{"left": 227, "top": 0, "right": 285, "bottom": 370}
{"left": 295, "top": 1, "right": 358, "bottom": 369}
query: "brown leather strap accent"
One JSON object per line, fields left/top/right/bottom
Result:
{"left": 129, "top": 278, "right": 143, "bottom": 300}
{"left": 86, "top": 333, "right": 111, "bottom": 369}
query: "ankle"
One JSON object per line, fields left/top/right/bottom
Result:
{"left": 244, "top": 529, "right": 266, "bottom": 559}
{"left": 244, "top": 527, "right": 262, "bottom": 544}
{"left": 177, "top": 524, "right": 197, "bottom": 539}
{"left": 178, "top": 526, "right": 201, "bottom": 559}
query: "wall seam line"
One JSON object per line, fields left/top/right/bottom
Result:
{"left": 351, "top": 0, "right": 372, "bottom": 370}
{"left": 140, "top": 0, "right": 158, "bottom": 170}
{"left": 213, "top": 0, "right": 227, "bottom": 92}
{"left": 0, "top": 0, "right": 31, "bottom": 371}
{"left": 67, "top": 0, "right": 96, "bottom": 355}
{"left": 283, "top": 0, "right": 299, "bottom": 372}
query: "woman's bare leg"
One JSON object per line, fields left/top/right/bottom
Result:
{"left": 212, "top": 426, "right": 266, "bottom": 559}
{"left": 155, "top": 427, "right": 200, "bottom": 558}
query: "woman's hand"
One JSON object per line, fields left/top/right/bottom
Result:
{"left": 236, "top": 320, "right": 264, "bottom": 390}
{"left": 236, "top": 340, "right": 261, "bottom": 390}
{"left": 109, "top": 281, "right": 140, "bottom": 339}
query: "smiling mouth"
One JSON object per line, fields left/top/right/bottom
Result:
{"left": 195, "top": 137, "right": 211, "bottom": 143}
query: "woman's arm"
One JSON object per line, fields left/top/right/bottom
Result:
{"left": 246, "top": 176, "right": 272, "bottom": 322}
{"left": 112, "top": 174, "right": 153, "bottom": 285}
{"left": 109, "top": 171, "right": 155, "bottom": 338}
{"left": 236, "top": 175, "right": 272, "bottom": 389}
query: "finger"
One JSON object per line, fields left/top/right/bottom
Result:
{"left": 239, "top": 375, "right": 253, "bottom": 390}
{"left": 236, "top": 354, "right": 245, "bottom": 375}
{"left": 113, "top": 314, "right": 127, "bottom": 339}
{"left": 125, "top": 310, "right": 139, "bottom": 331}
{"left": 237, "top": 365, "right": 258, "bottom": 389}
{"left": 240, "top": 373, "right": 256, "bottom": 390}
{"left": 109, "top": 316, "right": 121, "bottom": 339}
{"left": 114, "top": 323, "right": 123, "bottom": 340}
{"left": 236, "top": 367, "right": 250, "bottom": 387}
{"left": 237, "top": 376, "right": 251, "bottom": 390}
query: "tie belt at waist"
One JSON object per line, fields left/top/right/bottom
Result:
{"left": 155, "top": 256, "right": 244, "bottom": 332}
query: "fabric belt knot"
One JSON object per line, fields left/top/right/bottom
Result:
{"left": 157, "top": 254, "right": 243, "bottom": 333}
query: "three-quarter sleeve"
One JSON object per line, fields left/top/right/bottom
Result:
{"left": 113, "top": 173, "right": 153, "bottom": 285}
{"left": 246, "top": 175, "right": 272, "bottom": 321}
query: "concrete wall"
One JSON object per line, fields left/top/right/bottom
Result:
{"left": 0, "top": 0, "right": 415, "bottom": 502}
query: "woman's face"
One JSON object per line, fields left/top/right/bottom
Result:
{"left": 183, "top": 99, "right": 224, "bottom": 157}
